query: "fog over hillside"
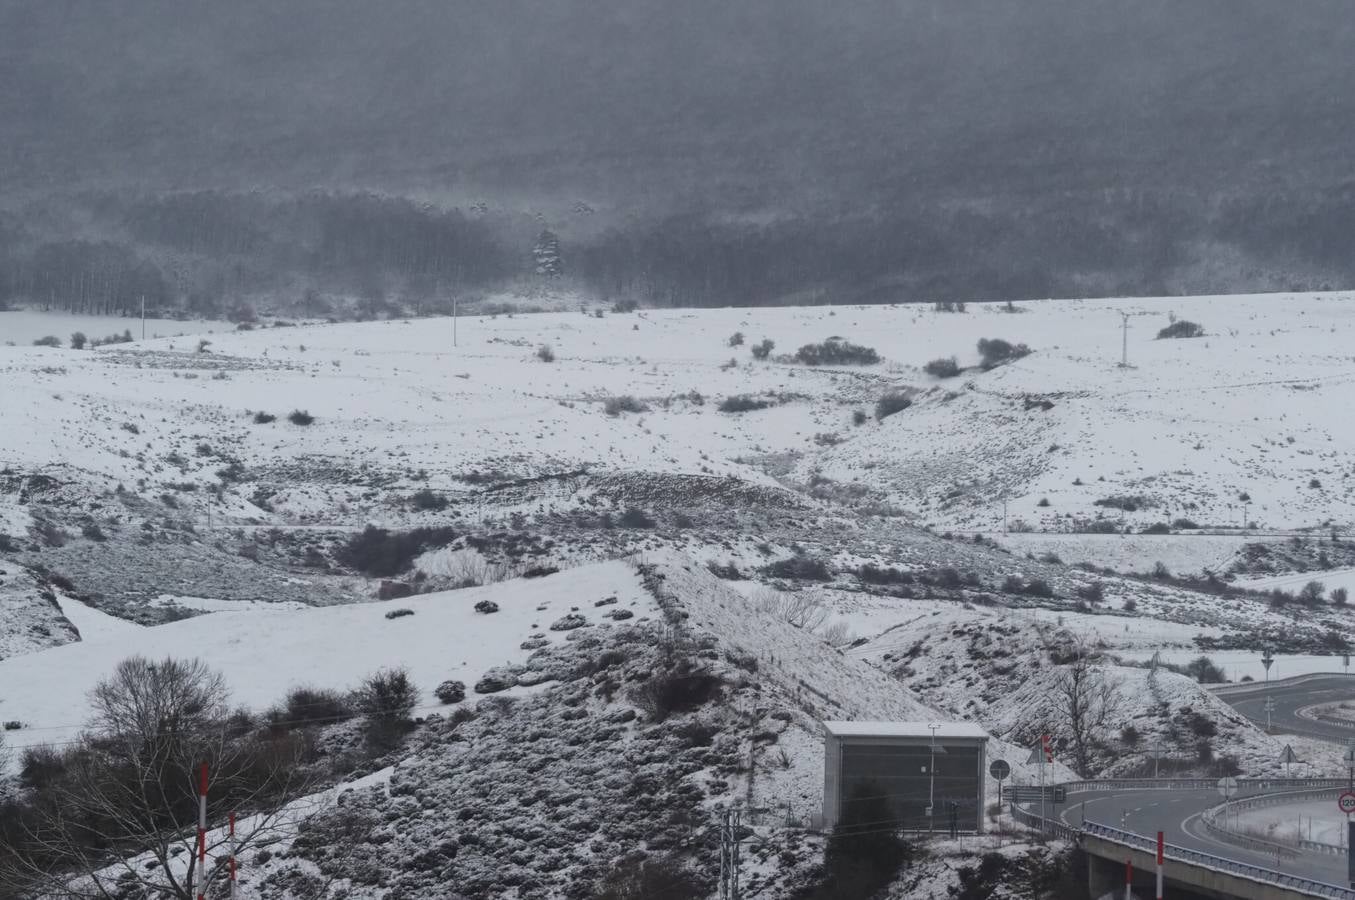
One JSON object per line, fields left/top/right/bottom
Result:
{"left": 2, "top": 1, "right": 1355, "bottom": 310}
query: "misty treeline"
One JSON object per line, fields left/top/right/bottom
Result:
{"left": 2, "top": 187, "right": 1353, "bottom": 319}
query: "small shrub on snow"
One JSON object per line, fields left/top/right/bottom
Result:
{"left": 384, "top": 608, "right": 414, "bottom": 620}
{"left": 718, "top": 394, "right": 773, "bottom": 413}
{"left": 727, "top": 331, "right": 744, "bottom": 347}
{"left": 69, "top": 332, "right": 87, "bottom": 350}
{"left": 536, "top": 344, "right": 555, "bottom": 362}
{"left": 1299, "top": 580, "right": 1326, "bottom": 604}
{"left": 253, "top": 411, "right": 277, "bottom": 424}
{"left": 628, "top": 667, "right": 723, "bottom": 722}
{"left": 923, "top": 356, "right": 961, "bottom": 378}
{"left": 764, "top": 555, "right": 833, "bottom": 582}
{"left": 874, "top": 391, "right": 911, "bottom": 420}
{"left": 794, "top": 339, "right": 880, "bottom": 366}
{"left": 1157, "top": 320, "right": 1204, "bottom": 339}
{"left": 409, "top": 488, "right": 448, "bottom": 511}
{"left": 706, "top": 561, "right": 743, "bottom": 580}
{"left": 976, "top": 337, "right": 1031, "bottom": 369}
{"left": 604, "top": 395, "right": 649, "bottom": 416}
{"left": 750, "top": 338, "right": 775, "bottom": 359}
{"left": 474, "top": 599, "right": 499, "bottom": 614}
{"left": 32, "top": 335, "right": 61, "bottom": 347}
{"left": 281, "top": 687, "right": 353, "bottom": 727}
{"left": 287, "top": 409, "right": 315, "bottom": 426}
{"left": 852, "top": 409, "right": 868, "bottom": 426}
{"left": 351, "top": 667, "right": 417, "bottom": 732}
{"left": 1334, "top": 587, "right": 1349, "bottom": 606}
{"left": 1184, "top": 656, "right": 1226, "bottom": 684}
{"left": 618, "top": 506, "right": 657, "bottom": 528}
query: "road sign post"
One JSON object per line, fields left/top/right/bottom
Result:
{"left": 1264, "top": 696, "right": 1276, "bottom": 734}
{"left": 1124, "top": 858, "right": 1133, "bottom": 900}
{"left": 989, "top": 758, "right": 1010, "bottom": 826}
{"left": 1262, "top": 648, "right": 1274, "bottom": 683}
{"left": 1349, "top": 819, "right": 1355, "bottom": 889}
{"left": 1338, "top": 792, "right": 1355, "bottom": 816}
{"left": 1156, "top": 830, "right": 1164, "bottom": 900}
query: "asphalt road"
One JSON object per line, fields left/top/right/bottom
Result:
{"left": 1216, "top": 674, "right": 1355, "bottom": 744}
{"left": 1057, "top": 787, "right": 1352, "bottom": 889}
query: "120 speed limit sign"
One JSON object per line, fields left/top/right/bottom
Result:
{"left": 1337, "top": 792, "right": 1355, "bottom": 815}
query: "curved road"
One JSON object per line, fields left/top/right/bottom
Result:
{"left": 1056, "top": 786, "right": 1352, "bottom": 889}
{"left": 1215, "top": 674, "right": 1355, "bottom": 743}
{"left": 1019, "top": 674, "right": 1355, "bottom": 893}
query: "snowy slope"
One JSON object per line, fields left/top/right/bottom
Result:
{"left": 0, "top": 560, "right": 653, "bottom": 752}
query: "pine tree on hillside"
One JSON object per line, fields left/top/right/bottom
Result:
{"left": 534, "top": 229, "right": 563, "bottom": 277}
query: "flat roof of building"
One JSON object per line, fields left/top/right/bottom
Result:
{"left": 823, "top": 721, "right": 989, "bottom": 740}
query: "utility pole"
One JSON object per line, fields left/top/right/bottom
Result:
{"left": 141, "top": 294, "right": 146, "bottom": 341}
{"left": 928, "top": 723, "right": 940, "bottom": 834}
{"left": 453, "top": 293, "right": 458, "bottom": 348}
{"left": 1118, "top": 312, "right": 1131, "bottom": 368}
{"left": 1002, "top": 496, "right": 1008, "bottom": 534}
{"left": 1264, "top": 696, "right": 1276, "bottom": 734}
{"left": 719, "top": 809, "right": 742, "bottom": 900}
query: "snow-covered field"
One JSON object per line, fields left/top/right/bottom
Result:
{"left": 3, "top": 293, "right": 1355, "bottom": 898}
{"left": 0, "top": 309, "right": 232, "bottom": 345}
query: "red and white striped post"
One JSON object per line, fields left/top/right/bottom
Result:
{"left": 1124, "top": 858, "right": 1133, "bottom": 900}
{"left": 228, "top": 811, "right": 237, "bottom": 900}
{"left": 197, "top": 763, "right": 208, "bottom": 900}
{"left": 1156, "top": 830, "right": 1164, "bottom": 900}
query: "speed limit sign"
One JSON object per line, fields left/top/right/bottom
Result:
{"left": 1337, "top": 792, "right": 1355, "bottom": 815}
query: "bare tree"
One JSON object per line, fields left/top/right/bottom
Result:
{"left": 1050, "top": 650, "right": 1123, "bottom": 778}
{"left": 1, "top": 656, "right": 315, "bottom": 900}
{"left": 752, "top": 588, "right": 831, "bottom": 632}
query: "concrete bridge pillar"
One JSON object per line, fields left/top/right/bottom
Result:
{"left": 1087, "top": 853, "right": 1123, "bottom": 900}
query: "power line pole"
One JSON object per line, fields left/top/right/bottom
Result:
{"left": 1118, "top": 312, "right": 1131, "bottom": 368}
{"left": 718, "top": 809, "right": 742, "bottom": 900}
{"left": 141, "top": 294, "right": 146, "bottom": 341}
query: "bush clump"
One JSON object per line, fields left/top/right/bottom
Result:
{"left": 32, "top": 335, "right": 61, "bottom": 347}
{"left": 628, "top": 667, "right": 723, "bottom": 722}
{"left": 337, "top": 525, "right": 457, "bottom": 577}
{"left": 718, "top": 394, "right": 773, "bottom": 413}
{"left": 409, "top": 488, "right": 448, "bottom": 511}
{"left": 874, "top": 391, "right": 912, "bottom": 420}
{"left": 794, "top": 339, "right": 880, "bottom": 366}
{"left": 1157, "top": 320, "right": 1205, "bottom": 339}
{"left": 279, "top": 687, "right": 353, "bottom": 728}
{"left": 604, "top": 395, "right": 649, "bottom": 416}
{"left": 751, "top": 338, "right": 775, "bottom": 360}
{"left": 351, "top": 667, "right": 417, "bottom": 734}
{"left": 536, "top": 344, "right": 555, "bottom": 362}
{"left": 764, "top": 556, "right": 833, "bottom": 581}
{"left": 727, "top": 331, "right": 744, "bottom": 347}
{"left": 288, "top": 409, "right": 315, "bottom": 426}
{"left": 618, "top": 506, "right": 657, "bottom": 528}
{"left": 976, "top": 338, "right": 1031, "bottom": 369}
{"left": 924, "top": 356, "right": 961, "bottom": 378}
{"left": 253, "top": 411, "right": 277, "bottom": 424}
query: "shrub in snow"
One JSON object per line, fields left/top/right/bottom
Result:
{"left": 727, "top": 331, "right": 744, "bottom": 347}
{"left": 976, "top": 337, "right": 1031, "bottom": 369}
{"left": 764, "top": 556, "right": 833, "bottom": 582}
{"left": 281, "top": 687, "right": 353, "bottom": 727}
{"left": 1157, "top": 320, "right": 1204, "bottom": 339}
{"left": 604, "top": 395, "right": 649, "bottom": 415}
{"left": 69, "top": 332, "right": 86, "bottom": 350}
{"left": 718, "top": 394, "right": 773, "bottom": 413}
{"left": 550, "top": 612, "right": 588, "bottom": 631}
{"left": 378, "top": 581, "right": 413, "bottom": 600}
{"left": 384, "top": 608, "right": 414, "bottom": 619}
{"left": 1184, "top": 656, "right": 1226, "bottom": 684}
{"left": 1299, "top": 580, "right": 1326, "bottom": 604}
{"left": 409, "top": 488, "right": 447, "bottom": 511}
{"left": 32, "top": 335, "right": 61, "bottom": 347}
{"left": 434, "top": 680, "right": 466, "bottom": 704}
{"left": 352, "top": 667, "right": 417, "bottom": 735}
{"left": 595, "top": 854, "right": 709, "bottom": 900}
{"left": 81, "top": 523, "right": 107, "bottom": 542}
{"left": 474, "top": 599, "right": 499, "bottom": 614}
{"left": 852, "top": 409, "right": 868, "bottom": 426}
{"left": 536, "top": 344, "right": 555, "bottom": 362}
{"left": 1334, "top": 587, "right": 1349, "bottom": 606}
{"left": 923, "top": 356, "right": 960, "bottom": 378}
{"left": 618, "top": 506, "right": 656, "bottom": 528}
{"left": 793, "top": 339, "right": 880, "bottom": 366}
{"left": 874, "top": 391, "right": 911, "bottom": 420}
{"left": 253, "top": 411, "right": 276, "bottom": 424}
{"left": 628, "top": 667, "right": 723, "bottom": 722}
{"left": 751, "top": 338, "right": 774, "bottom": 359}
{"left": 607, "top": 609, "right": 634, "bottom": 621}
{"left": 337, "top": 525, "right": 457, "bottom": 577}
{"left": 522, "top": 565, "right": 559, "bottom": 578}
{"left": 1140, "top": 522, "right": 1171, "bottom": 534}
{"left": 288, "top": 409, "right": 315, "bottom": 425}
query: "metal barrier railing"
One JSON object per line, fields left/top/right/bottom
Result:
{"left": 1012, "top": 788, "right": 1355, "bottom": 900}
